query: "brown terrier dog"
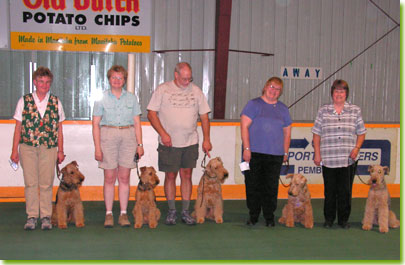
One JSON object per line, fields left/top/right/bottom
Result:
{"left": 193, "top": 157, "right": 229, "bottom": 224}
{"left": 362, "top": 165, "right": 400, "bottom": 233}
{"left": 51, "top": 161, "right": 85, "bottom": 229}
{"left": 278, "top": 173, "right": 313, "bottom": 229}
{"left": 132, "top": 166, "right": 161, "bottom": 229}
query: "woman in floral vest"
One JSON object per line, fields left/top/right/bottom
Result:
{"left": 10, "top": 66, "right": 66, "bottom": 230}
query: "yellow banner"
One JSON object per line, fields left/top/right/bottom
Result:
{"left": 11, "top": 32, "right": 150, "bottom": 53}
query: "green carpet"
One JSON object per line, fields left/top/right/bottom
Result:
{"left": 0, "top": 199, "right": 400, "bottom": 260}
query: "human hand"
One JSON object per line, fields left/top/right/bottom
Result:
{"left": 57, "top": 151, "right": 66, "bottom": 164}
{"left": 314, "top": 153, "right": 322, "bottom": 166}
{"left": 137, "top": 146, "right": 144, "bottom": 158}
{"left": 350, "top": 147, "right": 359, "bottom": 160}
{"left": 242, "top": 149, "right": 251, "bottom": 163}
{"left": 161, "top": 133, "right": 172, "bottom": 147}
{"left": 95, "top": 149, "right": 103, "bottom": 162}
{"left": 10, "top": 152, "right": 19, "bottom": 164}
{"left": 202, "top": 140, "right": 212, "bottom": 158}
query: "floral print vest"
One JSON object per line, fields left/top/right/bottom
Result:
{"left": 20, "top": 93, "right": 59, "bottom": 148}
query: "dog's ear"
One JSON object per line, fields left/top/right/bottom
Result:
{"left": 140, "top": 166, "right": 146, "bottom": 173}
{"left": 205, "top": 160, "right": 214, "bottom": 177}
{"left": 383, "top": 166, "right": 390, "bottom": 175}
{"left": 368, "top": 165, "right": 373, "bottom": 173}
{"left": 71, "top": 161, "right": 78, "bottom": 167}
{"left": 154, "top": 175, "right": 160, "bottom": 186}
{"left": 286, "top": 174, "right": 294, "bottom": 179}
{"left": 61, "top": 166, "right": 67, "bottom": 175}
{"left": 216, "top": 157, "right": 222, "bottom": 162}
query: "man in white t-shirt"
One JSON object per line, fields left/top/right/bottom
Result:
{"left": 147, "top": 62, "right": 212, "bottom": 225}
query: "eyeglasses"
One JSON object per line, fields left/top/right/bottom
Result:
{"left": 111, "top": 76, "right": 124, "bottom": 80}
{"left": 269, "top": 85, "right": 281, "bottom": 91}
{"left": 179, "top": 77, "right": 193, "bottom": 83}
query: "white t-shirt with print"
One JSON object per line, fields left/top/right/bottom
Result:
{"left": 147, "top": 81, "right": 211, "bottom": 147}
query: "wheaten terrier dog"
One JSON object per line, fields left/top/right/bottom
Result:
{"left": 193, "top": 157, "right": 229, "bottom": 224}
{"left": 51, "top": 161, "right": 85, "bottom": 229}
{"left": 362, "top": 165, "right": 400, "bottom": 233}
{"left": 278, "top": 173, "right": 313, "bottom": 229}
{"left": 132, "top": 166, "right": 161, "bottom": 229}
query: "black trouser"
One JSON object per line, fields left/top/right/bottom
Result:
{"left": 322, "top": 163, "right": 356, "bottom": 224}
{"left": 244, "top": 153, "right": 283, "bottom": 222}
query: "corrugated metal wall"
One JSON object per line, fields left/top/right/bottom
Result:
{"left": 0, "top": 0, "right": 399, "bottom": 122}
{"left": 136, "top": 0, "right": 216, "bottom": 117}
{"left": 226, "top": 0, "right": 400, "bottom": 122}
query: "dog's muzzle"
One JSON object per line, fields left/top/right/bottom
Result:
{"left": 138, "top": 181, "right": 154, "bottom": 191}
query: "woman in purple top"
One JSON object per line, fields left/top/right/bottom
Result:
{"left": 240, "top": 77, "right": 292, "bottom": 227}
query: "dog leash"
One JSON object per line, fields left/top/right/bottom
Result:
{"left": 134, "top": 153, "right": 140, "bottom": 178}
{"left": 56, "top": 162, "right": 62, "bottom": 182}
{"left": 351, "top": 160, "right": 369, "bottom": 185}
{"left": 200, "top": 153, "right": 207, "bottom": 171}
{"left": 279, "top": 160, "right": 291, "bottom": 188}
{"left": 200, "top": 153, "right": 208, "bottom": 207}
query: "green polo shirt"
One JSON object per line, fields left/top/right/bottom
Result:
{"left": 93, "top": 89, "right": 141, "bottom": 126}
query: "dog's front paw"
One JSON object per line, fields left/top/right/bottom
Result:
{"left": 379, "top": 226, "right": 389, "bottom": 233}
{"left": 76, "top": 223, "right": 85, "bottom": 228}
{"left": 58, "top": 224, "right": 68, "bottom": 229}
{"left": 197, "top": 218, "right": 205, "bottom": 224}
{"left": 149, "top": 222, "right": 158, "bottom": 229}
{"left": 286, "top": 220, "right": 295, "bottom": 227}
{"left": 278, "top": 217, "right": 285, "bottom": 224}
{"left": 215, "top": 217, "right": 223, "bottom": 224}
{"left": 134, "top": 223, "right": 142, "bottom": 229}
{"left": 362, "top": 224, "right": 372, "bottom": 230}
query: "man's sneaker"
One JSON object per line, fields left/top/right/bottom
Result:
{"left": 41, "top": 217, "right": 52, "bottom": 230}
{"left": 24, "top": 217, "right": 37, "bottom": 230}
{"left": 104, "top": 214, "right": 114, "bottom": 228}
{"left": 165, "top": 209, "right": 177, "bottom": 225}
{"left": 181, "top": 210, "right": 196, "bottom": 225}
{"left": 118, "top": 214, "right": 131, "bottom": 227}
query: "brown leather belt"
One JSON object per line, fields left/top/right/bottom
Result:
{"left": 102, "top": 125, "right": 133, "bottom": 129}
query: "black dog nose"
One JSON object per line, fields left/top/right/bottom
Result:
{"left": 372, "top": 179, "right": 377, "bottom": 183}
{"left": 224, "top": 173, "right": 229, "bottom": 178}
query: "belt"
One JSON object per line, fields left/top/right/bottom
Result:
{"left": 102, "top": 125, "right": 133, "bottom": 129}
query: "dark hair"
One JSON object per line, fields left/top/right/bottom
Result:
{"left": 107, "top": 65, "right": 128, "bottom": 82}
{"left": 331, "top": 79, "right": 349, "bottom": 100}
{"left": 33, "top": 66, "right": 53, "bottom": 81}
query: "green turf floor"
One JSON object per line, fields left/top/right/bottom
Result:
{"left": 0, "top": 199, "right": 400, "bottom": 261}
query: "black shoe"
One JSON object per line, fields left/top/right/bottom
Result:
{"left": 265, "top": 219, "right": 275, "bottom": 227}
{"left": 323, "top": 221, "right": 333, "bottom": 228}
{"left": 246, "top": 218, "right": 257, "bottom": 226}
{"left": 340, "top": 222, "right": 350, "bottom": 229}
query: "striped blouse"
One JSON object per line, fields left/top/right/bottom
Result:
{"left": 312, "top": 102, "right": 366, "bottom": 168}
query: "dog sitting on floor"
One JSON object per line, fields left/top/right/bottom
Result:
{"left": 51, "top": 161, "right": 85, "bottom": 229}
{"left": 278, "top": 173, "right": 313, "bottom": 229}
{"left": 193, "top": 157, "right": 229, "bottom": 224}
{"left": 132, "top": 166, "right": 161, "bottom": 229}
{"left": 362, "top": 165, "right": 400, "bottom": 233}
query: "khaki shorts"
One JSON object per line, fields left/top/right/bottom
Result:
{"left": 157, "top": 144, "right": 199, "bottom": 172}
{"left": 99, "top": 126, "right": 137, "bottom": 169}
